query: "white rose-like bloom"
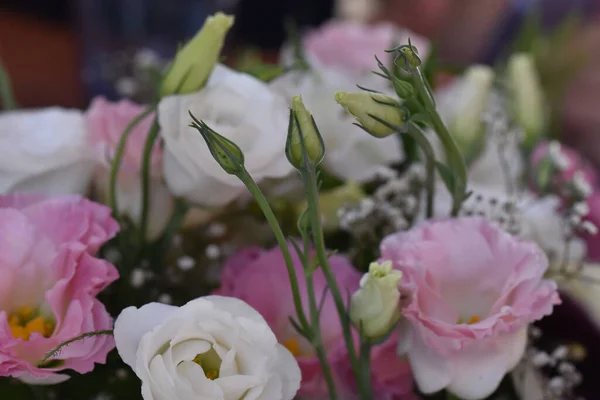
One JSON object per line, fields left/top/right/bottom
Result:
{"left": 0, "top": 108, "right": 94, "bottom": 195}
{"left": 114, "top": 296, "right": 301, "bottom": 400}
{"left": 270, "top": 69, "right": 402, "bottom": 182}
{"left": 158, "top": 65, "right": 293, "bottom": 206}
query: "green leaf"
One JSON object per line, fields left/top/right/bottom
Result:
{"left": 435, "top": 161, "right": 456, "bottom": 193}
{"left": 241, "top": 64, "right": 287, "bottom": 83}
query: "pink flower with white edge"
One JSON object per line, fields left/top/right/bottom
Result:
{"left": 87, "top": 97, "right": 173, "bottom": 239}
{"left": 381, "top": 217, "right": 560, "bottom": 400}
{"left": 302, "top": 21, "right": 429, "bottom": 79}
{"left": 0, "top": 194, "right": 119, "bottom": 384}
{"left": 216, "top": 244, "right": 416, "bottom": 400}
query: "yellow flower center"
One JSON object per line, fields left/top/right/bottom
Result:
{"left": 457, "top": 315, "right": 481, "bottom": 325}
{"left": 8, "top": 306, "right": 54, "bottom": 341}
{"left": 283, "top": 337, "right": 302, "bottom": 357}
{"left": 192, "top": 347, "right": 221, "bottom": 380}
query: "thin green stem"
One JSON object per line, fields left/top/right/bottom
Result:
{"left": 406, "top": 122, "right": 436, "bottom": 218}
{"left": 38, "top": 330, "right": 113, "bottom": 366}
{"left": 359, "top": 340, "right": 373, "bottom": 397}
{"left": 306, "top": 269, "right": 338, "bottom": 400}
{"left": 239, "top": 171, "right": 310, "bottom": 331}
{"left": 0, "top": 59, "right": 17, "bottom": 109}
{"left": 302, "top": 166, "right": 369, "bottom": 399}
{"left": 109, "top": 106, "right": 155, "bottom": 219}
{"left": 411, "top": 67, "right": 467, "bottom": 216}
{"left": 138, "top": 117, "right": 160, "bottom": 249}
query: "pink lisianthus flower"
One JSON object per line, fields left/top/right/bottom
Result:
{"left": 216, "top": 244, "right": 417, "bottom": 399}
{"left": 582, "top": 193, "right": 600, "bottom": 261}
{"left": 86, "top": 97, "right": 173, "bottom": 239}
{"left": 381, "top": 218, "right": 560, "bottom": 400}
{"left": 529, "top": 141, "right": 598, "bottom": 196}
{"left": 0, "top": 194, "right": 119, "bottom": 384}
{"left": 302, "top": 21, "right": 429, "bottom": 79}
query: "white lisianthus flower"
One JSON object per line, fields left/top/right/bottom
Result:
{"left": 114, "top": 296, "right": 301, "bottom": 400}
{"left": 270, "top": 68, "right": 403, "bottom": 182}
{"left": 158, "top": 65, "right": 293, "bottom": 206}
{"left": 0, "top": 108, "right": 94, "bottom": 195}
{"left": 350, "top": 260, "right": 403, "bottom": 340}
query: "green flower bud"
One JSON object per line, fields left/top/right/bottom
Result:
{"left": 160, "top": 13, "right": 234, "bottom": 97}
{"left": 188, "top": 113, "right": 244, "bottom": 175}
{"left": 285, "top": 96, "right": 326, "bottom": 169}
{"left": 335, "top": 91, "right": 407, "bottom": 138}
{"left": 350, "top": 261, "right": 403, "bottom": 341}
{"left": 391, "top": 43, "right": 422, "bottom": 72}
{"left": 294, "top": 181, "right": 366, "bottom": 233}
{"left": 507, "top": 53, "right": 546, "bottom": 149}
{"left": 392, "top": 77, "right": 414, "bottom": 100}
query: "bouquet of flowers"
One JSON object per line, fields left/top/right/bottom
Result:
{"left": 1, "top": 11, "right": 599, "bottom": 400}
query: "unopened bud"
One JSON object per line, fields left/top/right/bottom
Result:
{"left": 188, "top": 113, "right": 244, "bottom": 175}
{"left": 452, "top": 66, "right": 494, "bottom": 157}
{"left": 286, "top": 96, "right": 326, "bottom": 169}
{"left": 160, "top": 13, "right": 234, "bottom": 97}
{"left": 507, "top": 53, "right": 546, "bottom": 149}
{"left": 350, "top": 260, "right": 403, "bottom": 341}
{"left": 335, "top": 91, "right": 407, "bottom": 138}
{"left": 390, "top": 43, "right": 422, "bottom": 72}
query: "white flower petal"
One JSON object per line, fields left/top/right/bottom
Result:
{"left": 446, "top": 328, "right": 528, "bottom": 400}
{"left": 0, "top": 108, "right": 95, "bottom": 195}
{"left": 407, "top": 331, "right": 452, "bottom": 394}
{"left": 217, "top": 375, "right": 263, "bottom": 400}
{"left": 114, "top": 303, "right": 177, "bottom": 369}
{"left": 274, "top": 345, "right": 302, "bottom": 400}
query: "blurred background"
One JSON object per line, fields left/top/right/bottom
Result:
{"left": 1, "top": 0, "right": 600, "bottom": 160}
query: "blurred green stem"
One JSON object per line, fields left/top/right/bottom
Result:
{"left": 410, "top": 67, "right": 466, "bottom": 216}
{"left": 0, "top": 59, "right": 17, "bottom": 110}
{"left": 138, "top": 117, "right": 161, "bottom": 250}
{"left": 238, "top": 171, "right": 310, "bottom": 331}
{"left": 406, "top": 122, "right": 436, "bottom": 218}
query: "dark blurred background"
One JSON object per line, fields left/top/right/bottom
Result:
{"left": 0, "top": 0, "right": 334, "bottom": 107}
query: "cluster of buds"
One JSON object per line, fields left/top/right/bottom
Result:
{"left": 337, "top": 165, "right": 423, "bottom": 249}
{"left": 515, "top": 327, "right": 585, "bottom": 400}
{"left": 460, "top": 193, "right": 522, "bottom": 236}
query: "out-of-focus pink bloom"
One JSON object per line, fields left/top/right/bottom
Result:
{"left": 530, "top": 141, "right": 598, "bottom": 195}
{"left": 87, "top": 97, "right": 161, "bottom": 178}
{"left": 381, "top": 217, "right": 560, "bottom": 400}
{"left": 86, "top": 97, "right": 172, "bottom": 239}
{"left": 303, "top": 21, "right": 429, "bottom": 78}
{"left": 583, "top": 193, "right": 600, "bottom": 261}
{"left": 0, "top": 194, "right": 119, "bottom": 384}
{"left": 216, "top": 243, "right": 416, "bottom": 399}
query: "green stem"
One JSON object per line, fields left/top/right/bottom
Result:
{"left": 302, "top": 166, "right": 369, "bottom": 399}
{"left": 138, "top": 117, "right": 160, "bottom": 249}
{"left": 109, "top": 106, "right": 155, "bottom": 219}
{"left": 0, "top": 59, "right": 17, "bottom": 109}
{"left": 156, "top": 198, "right": 189, "bottom": 258}
{"left": 411, "top": 67, "right": 467, "bottom": 216}
{"left": 359, "top": 340, "right": 373, "bottom": 397}
{"left": 239, "top": 171, "right": 310, "bottom": 331}
{"left": 406, "top": 122, "right": 436, "bottom": 218}
{"left": 306, "top": 269, "right": 338, "bottom": 400}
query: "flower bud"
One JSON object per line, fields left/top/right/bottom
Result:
{"left": 188, "top": 113, "right": 244, "bottom": 175}
{"left": 160, "top": 13, "right": 234, "bottom": 97}
{"left": 285, "top": 96, "right": 326, "bottom": 169}
{"left": 507, "top": 53, "right": 546, "bottom": 149}
{"left": 392, "top": 44, "right": 422, "bottom": 72}
{"left": 350, "top": 260, "right": 403, "bottom": 341}
{"left": 295, "top": 181, "right": 366, "bottom": 233}
{"left": 392, "top": 77, "right": 414, "bottom": 100}
{"left": 335, "top": 91, "right": 407, "bottom": 138}
{"left": 449, "top": 65, "right": 495, "bottom": 163}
